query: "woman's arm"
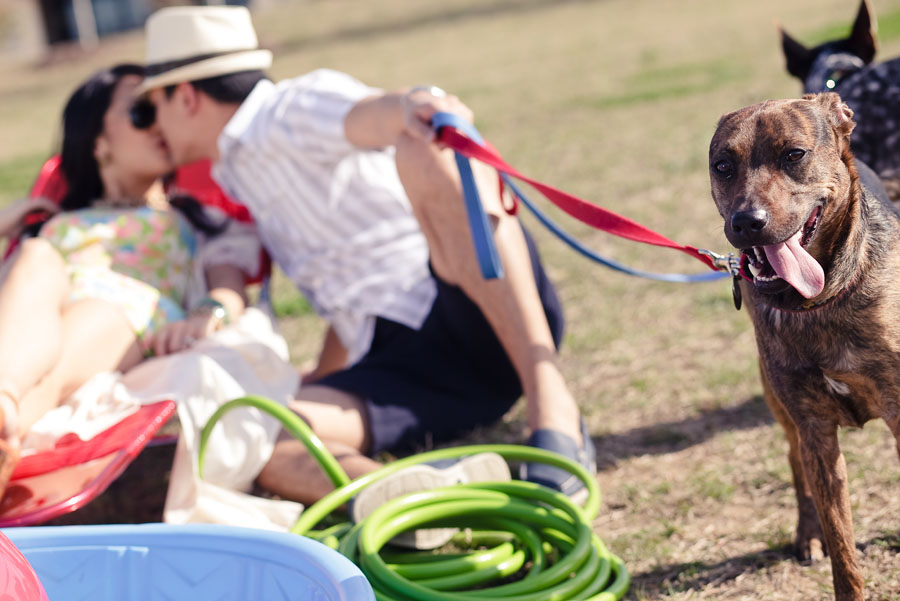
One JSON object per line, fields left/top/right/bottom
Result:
{"left": 203, "top": 263, "right": 248, "bottom": 321}
{"left": 0, "top": 198, "right": 58, "bottom": 240}
{"left": 146, "top": 263, "right": 248, "bottom": 357}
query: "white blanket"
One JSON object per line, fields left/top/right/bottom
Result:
{"left": 23, "top": 307, "right": 304, "bottom": 530}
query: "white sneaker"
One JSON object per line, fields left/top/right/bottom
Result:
{"left": 350, "top": 452, "right": 510, "bottom": 549}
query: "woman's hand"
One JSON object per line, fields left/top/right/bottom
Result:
{"left": 0, "top": 197, "right": 59, "bottom": 240}
{"left": 144, "top": 312, "right": 223, "bottom": 357}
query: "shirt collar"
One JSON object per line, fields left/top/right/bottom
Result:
{"left": 218, "top": 79, "right": 277, "bottom": 157}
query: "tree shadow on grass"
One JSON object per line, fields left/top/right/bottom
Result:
{"left": 630, "top": 544, "right": 796, "bottom": 597}
{"left": 592, "top": 395, "right": 774, "bottom": 471}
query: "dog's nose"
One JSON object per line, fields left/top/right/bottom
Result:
{"left": 730, "top": 209, "right": 769, "bottom": 236}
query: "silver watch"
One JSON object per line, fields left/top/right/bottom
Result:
{"left": 189, "top": 297, "right": 230, "bottom": 325}
{"left": 408, "top": 85, "right": 447, "bottom": 98}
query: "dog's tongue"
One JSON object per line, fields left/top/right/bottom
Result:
{"left": 761, "top": 230, "right": 825, "bottom": 299}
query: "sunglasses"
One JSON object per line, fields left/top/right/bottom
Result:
{"left": 129, "top": 100, "right": 156, "bottom": 130}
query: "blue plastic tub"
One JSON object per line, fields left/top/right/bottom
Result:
{"left": 2, "top": 523, "right": 374, "bottom": 601}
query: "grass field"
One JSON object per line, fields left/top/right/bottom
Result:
{"left": 2, "top": 0, "right": 900, "bottom": 598}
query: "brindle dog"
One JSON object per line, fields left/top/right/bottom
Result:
{"left": 708, "top": 92, "right": 900, "bottom": 601}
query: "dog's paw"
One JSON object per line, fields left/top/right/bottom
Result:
{"left": 794, "top": 502, "right": 827, "bottom": 564}
{"left": 795, "top": 523, "right": 827, "bottom": 564}
{"left": 797, "top": 537, "right": 826, "bottom": 564}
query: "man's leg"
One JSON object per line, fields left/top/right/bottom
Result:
{"left": 255, "top": 385, "right": 382, "bottom": 506}
{"left": 394, "top": 134, "right": 582, "bottom": 445}
{"left": 259, "top": 133, "right": 589, "bottom": 504}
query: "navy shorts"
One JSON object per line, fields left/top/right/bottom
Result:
{"left": 317, "top": 227, "right": 564, "bottom": 455}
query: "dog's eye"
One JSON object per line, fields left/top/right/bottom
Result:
{"left": 713, "top": 159, "right": 733, "bottom": 176}
{"left": 785, "top": 149, "right": 806, "bottom": 163}
{"left": 825, "top": 70, "right": 846, "bottom": 89}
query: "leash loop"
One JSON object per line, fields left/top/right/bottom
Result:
{"left": 431, "top": 112, "right": 504, "bottom": 279}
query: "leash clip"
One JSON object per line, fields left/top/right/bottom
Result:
{"left": 698, "top": 249, "right": 743, "bottom": 311}
{"left": 698, "top": 249, "right": 740, "bottom": 276}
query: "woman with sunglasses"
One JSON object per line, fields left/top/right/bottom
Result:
{"left": 0, "top": 64, "right": 262, "bottom": 496}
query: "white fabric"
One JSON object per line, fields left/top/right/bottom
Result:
{"left": 213, "top": 70, "right": 437, "bottom": 363}
{"left": 23, "top": 308, "right": 303, "bottom": 531}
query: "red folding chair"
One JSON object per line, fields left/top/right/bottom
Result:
{"left": 0, "top": 401, "right": 176, "bottom": 527}
{"left": 0, "top": 158, "right": 267, "bottom": 526}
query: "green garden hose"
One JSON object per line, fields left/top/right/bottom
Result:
{"left": 199, "top": 395, "right": 629, "bottom": 600}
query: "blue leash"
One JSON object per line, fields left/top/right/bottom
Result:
{"left": 431, "top": 112, "right": 729, "bottom": 283}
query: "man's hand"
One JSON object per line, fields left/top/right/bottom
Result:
{"left": 345, "top": 85, "right": 474, "bottom": 150}
{"left": 401, "top": 86, "right": 474, "bottom": 143}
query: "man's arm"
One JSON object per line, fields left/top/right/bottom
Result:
{"left": 344, "top": 87, "right": 474, "bottom": 150}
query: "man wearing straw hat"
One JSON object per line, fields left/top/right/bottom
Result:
{"left": 137, "top": 5, "right": 595, "bottom": 513}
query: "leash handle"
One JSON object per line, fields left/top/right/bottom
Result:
{"left": 432, "top": 113, "right": 504, "bottom": 279}
{"left": 431, "top": 112, "right": 730, "bottom": 281}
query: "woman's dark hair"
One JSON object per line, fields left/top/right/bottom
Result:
{"left": 55, "top": 63, "right": 226, "bottom": 236}
{"left": 59, "top": 63, "right": 143, "bottom": 212}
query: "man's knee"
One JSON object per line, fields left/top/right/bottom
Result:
{"left": 287, "top": 385, "right": 371, "bottom": 452}
{"left": 396, "top": 133, "right": 507, "bottom": 215}
{"left": 396, "top": 131, "right": 446, "bottom": 169}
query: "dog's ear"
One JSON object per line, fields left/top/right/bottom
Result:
{"left": 847, "top": 0, "right": 878, "bottom": 64}
{"left": 814, "top": 92, "right": 856, "bottom": 139}
{"left": 780, "top": 26, "right": 814, "bottom": 80}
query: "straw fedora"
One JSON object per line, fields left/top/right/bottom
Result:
{"left": 137, "top": 5, "right": 272, "bottom": 94}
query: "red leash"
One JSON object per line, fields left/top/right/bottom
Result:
{"left": 437, "top": 126, "right": 725, "bottom": 272}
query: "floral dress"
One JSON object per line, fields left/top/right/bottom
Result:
{"left": 39, "top": 207, "right": 197, "bottom": 338}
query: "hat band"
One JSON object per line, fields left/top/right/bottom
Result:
{"left": 145, "top": 48, "right": 257, "bottom": 78}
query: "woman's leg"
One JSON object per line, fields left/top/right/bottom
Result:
{"left": 0, "top": 239, "right": 71, "bottom": 407}
{"left": 0, "top": 238, "right": 72, "bottom": 491}
{"left": 17, "top": 297, "right": 144, "bottom": 432}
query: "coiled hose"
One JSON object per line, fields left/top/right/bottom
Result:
{"left": 198, "top": 395, "right": 630, "bottom": 600}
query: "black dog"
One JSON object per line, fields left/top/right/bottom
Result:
{"left": 780, "top": 0, "right": 900, "bottom": 197}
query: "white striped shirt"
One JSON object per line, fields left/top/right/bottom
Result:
{"left": 213, "top": 70, "right": 436, "bottom": 363}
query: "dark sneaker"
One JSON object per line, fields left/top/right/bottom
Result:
{"left": 519, "top": 417, "right": 597, "bottom": 505}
